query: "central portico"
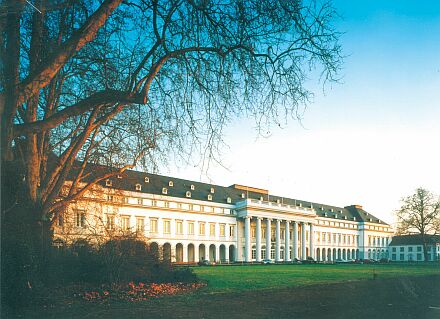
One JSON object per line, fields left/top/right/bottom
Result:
{"left": 235, "top": 199, "right": 317, "bottom": 262}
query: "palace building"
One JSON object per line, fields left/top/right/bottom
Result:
{"left": 54, "top": 169, "right": 394, "bottom": 263}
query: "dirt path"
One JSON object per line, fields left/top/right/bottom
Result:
{"left": 7, "top": 275, "right": 440, "bottom": 319}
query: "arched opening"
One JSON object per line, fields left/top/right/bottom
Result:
{"left": 352, "top": 249, "right": 356, "bottom": 260}
{"left": 199, "top": 244, "right": 206, "bottom": 261}
{"left": 337, "top": 248, "right": 341, "bottom": 259}
{"left": 356, "top": 249, "right": 360, "bottom": 259}
{"left": 342, "top": 249, "right": 346, "bottom": 260}
{"left": 209, "top": 244, "right": 216, "bottom": 262}
{"left": 322, "top": 248, "right": 326, "bottom": 261}
{"left": 327, "top": 248, "right": 332, "bottom": 261}
{"left": 220, "top": 244, "right": 226, "bottom": 263}
{"left": 333, "top": 248, "right": 337, "bottom": 261}
{"left": 163, "top": 243, "right": 172, "bottom": 262}
{"left": 187, "top": 243, "right": 195, "bottom": 263}
{"left": 316, "top": 248, "right": 321, "bottom": 261}
{"left": 176, "top": 243, "right": 184, "bottom": 262}
{"left": 229, "top": 245, "right": 235, "bottom": 262}
{"left": 149, "top": 242, "right": 159, "bottom": 260}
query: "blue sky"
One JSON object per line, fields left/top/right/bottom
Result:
{"left": 167, "top": 1, "right": 440, "bottom": 225}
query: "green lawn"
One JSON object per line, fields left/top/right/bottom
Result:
{"left": 193, "top": 263, "right": 440, "bottom": 293}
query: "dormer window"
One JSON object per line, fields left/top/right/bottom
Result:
{"left": 169, "top": 181, "right": 173, "bottom": 187}
{"left": 353, "top": 217, "right": 356, "bottom": 221}
{"left": 330, "top": 208, "right": 334, "bottom": 212}
{"left": 135, "top": 184, "right": 142, "bottom": 191}
{"left": 144, "top": 176, "right": 149, "bottom": 183}
{"left": 276, "top": 199, "right": 280, "bottom": 204}
{"left": 186, "top": 191, "right": 191, "bottom": 198}
{"left": 208, "top": 194, "right": 213, "bottom": 201}
{"left": 260, "top": 196, "right": 264, "bottom": 201}
{"left": 105, "top": 179, "right": 112, "bottom": 186}
{"left": 162, "top": 187, "right": 168, "bottom": 194}
{"left": 227, "top": 197, "right": 232, "bottom": 204}
{"left": 241, "top": 193, "right": 245, "bottom": 198}
{"left": 117, "top": 174, "right": 122, "bottom": 179}
{"left": 324, "top": 212, "right": 328, "bottom": 217}
{"left": 299, "top": 202, "right": 302, "bottom": 207}
{"left": 320, "top": 206, "right": 324, "bottom": 210}
{"left": 190, "top": 184, "right": 195, "bottom": 190}
{"left": 210, "top": 187, "right": 215, "bottom": 193}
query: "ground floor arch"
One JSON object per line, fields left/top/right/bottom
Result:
{"left": 163, "top": 242, "right": 172, "bottom": 262}
{"left": 199, "top": 244, "right": 206, "bottom": 261}
{"left": 229, "top": 245, "right": 236, "bottom": 262}
{"left": 187, "top": 243, "right": 195, "bottom": 262}
{"left": 209, "top": 244, "right": 216, "bottom": 262}
{"left": 220, "top": 244, "right": 226, "bottom": 262}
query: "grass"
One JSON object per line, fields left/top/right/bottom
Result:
{"left": 193, "top": 263, "right": 440, "bottom": 293}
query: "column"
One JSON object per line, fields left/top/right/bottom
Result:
{"left": 194, "top": 244, "right": 199, "bottom": 262}
{"left": 183, "top": 243, "right": 188, "bottom": 263}
{"left": 256, "top": 217, "right": 262, "bottom": 262}
{"left": 301, "top": 222, "right": 307, "bottom": 259}
{"left": 265, "top": 219, "right": 271, "bottom": 259}
{"left": 215, "top": 245, "right": 220, "bottom": 263}
{"left": 310, "top": 223, "right": 314, "bottom": 259}
{"left": 275, "top": 219, "right": 281, "bottom": 262}
{"left": 245, "top": 216, "right": 251, "bottom": 262}
{"left": 285, "top": 220, "right": 290, "bottom": 262}
{"left": 293, "top": 221, "right": 298, "bottom": 260}
{"left": 234, "top": 224, "right": 239, "bottom": 261}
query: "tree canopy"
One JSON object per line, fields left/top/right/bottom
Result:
{"left": 1, "top": 0, "right": 343, "bottom": 221}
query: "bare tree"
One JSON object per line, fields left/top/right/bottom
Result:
{"left": 396, "top": 188, "right": 440, "bottom": 261}
{"left": 1, "top": 0, "right": 343, "bottom": 294}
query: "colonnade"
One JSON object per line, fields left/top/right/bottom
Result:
{"left": 243, "top": 216, "right": 314, "bottom": 262}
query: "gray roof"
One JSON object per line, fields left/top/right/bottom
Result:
{"left": 98, "top": 169, "right": 389, "bottom": 226}
{"left": 389, "top": 234, "right": 440, "bottom": 246}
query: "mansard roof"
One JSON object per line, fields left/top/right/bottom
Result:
{"left": 389, "top": 234, "right": 440, "bottom": 246}
{"left": 97, "top": 168, "right": 389, "bottom": 226}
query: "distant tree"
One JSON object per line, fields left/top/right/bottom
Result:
{"left": 396, "top": 188, "right": 440, "bottom": 261}
{"left": 1, "top": 0, "right": 343, "bottom": 304}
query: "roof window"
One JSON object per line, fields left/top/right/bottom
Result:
{"left": 241, "top": 193, "right": 245, "bottom": 198}
{"left": 169, "top": 181, "right": 173, "bottom": 187}
{"left": 117, "top": 174, "right": 122, "bottom": 179}
{"left": 144, "top": 176, "right": 149, "bottom": 183}
{"left": 190, "top": 184, "right": 195, "bottom": 190}
{"left": 208, "top": 194, "right": 213, "bottom": 201}
{"left": 105, "top": 179, "right": 112, "bottom": 186}
{"left": 135, "top": 184, "right": 142, "bottom": 191}
{"left": 210, "top": 187, "right": 215, "bottom": 193}
{"left": 162, "top": 187, "right": 168, "bottom": 194}
{"left": 186, "top": 191, "right": 191, "bottom": 198}
{"left": 227, "top": 197, "right": 232, "bottom": 203}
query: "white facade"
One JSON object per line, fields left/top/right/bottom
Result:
{"left": 54, "top": 174, "right": 394, "bottom": 263}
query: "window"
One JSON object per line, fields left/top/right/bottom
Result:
{"left": 176, "top": 220, "right": 183, "bottom": 235}
{"left": 210, "top": 223, "right": 216, "bottom": 236}
{"left": 190, "top": 184, "right": 195, "bottom": 190}
{"left": 210, "top": 187, "right": 215, "bottom": 193}
{"left": 417, "top": 246, "right": 422, "bottom": 252}
{"left": 400, "top": 254, "right": 404, "bottom": 261}
{"left": 260, "top": 196, "right": 264, "bottom": 201}
{"left": 144, "top": 176, "right": 149, "bottom": 183}
{"left": 106, "top": 214, "right": 115, "bottom": 230}
{"left": 107, "top": 195, "right": 114, "bottom": 202}
{"left": 136, "top": 218, "right": 145, "bottom": 232}
{"left": 392, "top": 254, "right": 396, "bottom": 261}
{"left": 188, "top": 204, "right": 193, "bottom": 210}
{"left": 105, "top": 179, "right": 112, "bottom": 186}
{"left": 229, "top": 225, "right": 235, "bottom": 237}
{"left": 162, "top": 187, "right": 168, "bottom": 194}
{"left": 75, "top": 211, "right": 86, "bottom": 228}
{"left": 117, "top": 174, "right": 122, "bottom": 179}
{"left": 135, "top": 183, "right": 142, "bottom": 191}
{"left": 408, "top": 247, "right": 413, "bottom": 252}
{"left": 164, "top": 201, "right": 169, "bottom": 208}
{"left": 208, "top": 194, "right": 213, "bottom": 201}
{"left": 220, "top": 224, "right": 226, "bottom": 236}
{"left": 227, "top": 197, "right": 232, "bottom": 203}
{"left": 188, "top": 222, "right": 194, "bottom": 235}
{"left": 251, "top": 227, "right": 256, "bottom": 238}
{"left": 57, "top": 213, "right": 64, "bottom": 227}
{"left": 169, "top": 181, "right": 174, "bottom": 187}
{"left": 150, "top": 218, "right": 158, "bottom": 233}
{"left": 417, "top": 253, "right": 422, "bottom": 261}
{"left": 186, "top": 191, "right": 191, "bottom": 198}
{"left": 163, "top": 220, "right": 171, "bottom": 234}
{"left": 400, "top": 247, "right": 404, "bottom": 252}
{"left": 151, "top": 200, "right": 157, "bottom": 207}
{"left": 241, "top": 193, "right": 245, "bottom": 198}
{"left": 137, "top": 198, "right": 143, "bottom": 205}
{"left": 199, "top": 222, "right": 206, "bottom": 236}
{"left": 121, "top": 216, "right": 130, "bottom": 231}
